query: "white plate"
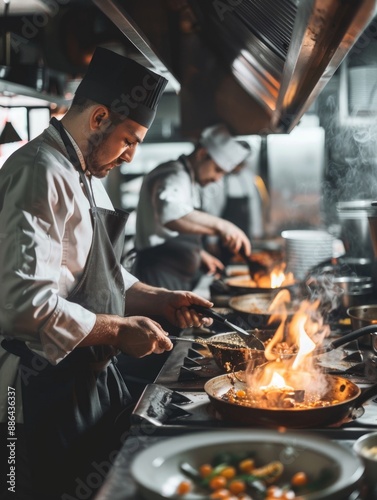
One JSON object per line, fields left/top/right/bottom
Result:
{"left": 130, "top": 429, "right": 364, "bottom": 499}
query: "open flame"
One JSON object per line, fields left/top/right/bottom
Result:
{"left": 270, "top": 263, "right": 294, "bottom": 288}
{"left": 260, "top": 371, "right": 294, "bottom": 392}
{"left": 245, "top": 290, "right": 330, "bottom": 408}
{"left": 254, "top": 263, "right": 295, "bottom": 289}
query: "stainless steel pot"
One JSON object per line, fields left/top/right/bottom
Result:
{"left": 347, "top": 304, "right": 377, "bottom": 352}
{"left": 368, "top": 201, "right": 377, "bottom": 258}
{"left": 306, "top": 271, "right": 375, "bottom": 317}
{"left": 337, "top": 200, "right": 377, "bottom": 260}
{"left": 333, "top": 276, "right": 374, "bottom": 311}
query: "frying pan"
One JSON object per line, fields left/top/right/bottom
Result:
{"left": 204, "top": 372, "right": 377, "bottom": 428}
{"left": 228, "top": 293, "right": 297, "bottom": 328}
{"left": 223, "top": 275, "right": 300, "bottom": 296}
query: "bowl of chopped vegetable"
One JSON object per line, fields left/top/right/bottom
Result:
{"left": 130, "top": 429, "right": 364, "bottom": 499}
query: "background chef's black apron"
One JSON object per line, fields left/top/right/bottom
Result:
{"left": 217, "top": 175, "right": 252, "bottom": 266}
{"left": 132, "top": 156, "right": 203, "bottom": 291}
{"left": 132, "top": 234, "right": 202, "bottom": 290}
{"left": 1, "top": 118, "right": 132, "bottom": 499}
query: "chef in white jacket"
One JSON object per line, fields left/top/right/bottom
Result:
{"left": 0, "top": 47, "right": 213, "bottom": 500}
{"left": 132, "top": 124, "right": 252, "bottom": 290}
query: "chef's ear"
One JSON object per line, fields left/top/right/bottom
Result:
{"left": 91, "top": 106, "right": 110, "bottom": 129}
{"left": 196, "top": 146, "right": 211, "bottom": 162}
{"left": 96, "top": 114, "right": 105, "bottom": 124}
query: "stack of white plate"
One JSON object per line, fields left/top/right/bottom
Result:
{"left": 281, "top": 230, "right": 335, "bottom": 280}
{"left": 349, "top": 66, "right": 377, "bottom": 113}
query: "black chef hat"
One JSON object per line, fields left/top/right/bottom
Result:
{"left": 75, "top": 47, "right": 168, "bottom": 128}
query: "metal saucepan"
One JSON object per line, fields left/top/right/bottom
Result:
{"left": 347, "top": 304, "right": 377, "bottom": 352}
{"left": 204, "top": 372, "right": 377, "bottom": 428}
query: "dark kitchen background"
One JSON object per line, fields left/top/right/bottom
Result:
{"left": 0, "top": 0, "right": 377, "bottom": 254}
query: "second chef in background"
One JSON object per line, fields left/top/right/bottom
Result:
{"left": 132, "top": 124, "right": 252, "bottom": 290}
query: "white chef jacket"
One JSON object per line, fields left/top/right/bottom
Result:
{"left": 134, "top": 156, "right": 202, "bottom": 249}
{"left": 0, "top": 124, "right": 137, "bottom": 422}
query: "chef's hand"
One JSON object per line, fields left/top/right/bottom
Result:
{"left": 218, "top": 219, "right": 251, "bottom": 256}
{"left": 126, "top": 282, "right": 214, "bottom": 329}
{"left": 79, "top": 314, "right": 173, "bottom": 357}
{"left": 200, "top": 249, "right": 224, "bottom": 276}
{"left": 159, "top": 290, "right": 214, "bottom": 329}
{"left": 116, "top": 316, "right": 173, "bottom": 357}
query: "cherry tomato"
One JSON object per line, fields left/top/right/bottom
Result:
{"left": 210, "top": 489, "right": 233, "bottom": 499}
{"left": 209, "top": 475, "right": 227, "bottom": 491}
{"left": 199, "top": 463, "right": 213, "bottom": 478}
{"left": 239, "top": 458, "right": 255, "bottom": 473}
{"left": 228, "top": 479, "right": 246, "bottom": 494}
{"left": 291, "top": 471, "right": 308, "bottom": 487}
{"left": 220, "top": 466, "right": 236, "bottom": 480}
{"left": 176, "top": 480, "right": 192, "bottom": 495}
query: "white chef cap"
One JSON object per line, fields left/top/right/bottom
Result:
{"left": 199, "top": 124, "right": 251, "bottom": 172}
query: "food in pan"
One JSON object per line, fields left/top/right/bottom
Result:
{"left": 223, "top": 385, "right": 338, "bottom": 410}
{"left": 176, "top": 451, "right": 333, "bottom": 498}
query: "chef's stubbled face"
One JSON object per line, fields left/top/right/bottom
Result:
{"left": 196, "top": 158, "right": 227, "bottom": 186}
{"left": 86, "top": 118, "right": 148, "bottom": 178}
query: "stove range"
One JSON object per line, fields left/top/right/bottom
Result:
{"left": 130, "top": 322, "right": 377, "bottom": 440}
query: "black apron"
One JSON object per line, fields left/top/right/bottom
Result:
{"left": 222, "top": 176, "right": 251, "bottom": 237}
{"left": 1, "top": 118, "right": 132, "bottom": 499}
{"left": 132, "top": 156, "right": 202, "bottom": 291}
{"left": 218, "top": 175, "right": 252, "bottom": 265}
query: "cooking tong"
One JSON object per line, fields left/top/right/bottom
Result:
{"left": 187, "top": 304, "right": 265, "bottom": 351}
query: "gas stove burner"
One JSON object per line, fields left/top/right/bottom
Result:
{"left": 180, "top": 347, "right": 221, "bottom": 379}
{"left": 179, "top": 365, "right": 207, "bottom": 380}
{"left": 187, "top": 347, "right": 205, "bottom": 358}
{"left": 179, "top": 360, "right": 222, "bottom": 380}
{"left": 131, "top": 385, "right": 218, "bottom": 428}
{"left": 183, "top": 356, "right": 205, "bottom": 367}
{"left": 131, "top": 385, "right": 193, "bottom": 427}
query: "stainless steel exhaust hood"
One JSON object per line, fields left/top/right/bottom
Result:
{"left": 94, "top": 0, "right": 377, "bottom": 135}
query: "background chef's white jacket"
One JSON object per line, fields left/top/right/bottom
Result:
{"left": 0, "top": 125, "right": 137, "bottom": 422}
{"left": 134, "top": 156, "right": 201, "bottom": 250}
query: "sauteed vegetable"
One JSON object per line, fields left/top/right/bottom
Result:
{"left": 176, "top": 451, "right": 333, "bottom": 499}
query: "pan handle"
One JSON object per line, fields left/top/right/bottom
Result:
{"left": 330, "top": 324, "right": 377, "bottom": 350}
{"left": 351, "top": 383, "right": 377, "bottom": 416}
{"left": 189, "top": 304, "right": 227, "bottom": 324}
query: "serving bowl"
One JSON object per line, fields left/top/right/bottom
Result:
{"left": 353, "top": 431, "right": 377, "bottom": 496}
{"left": 130, "top": 429, "right": 364, "bottom": 499}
